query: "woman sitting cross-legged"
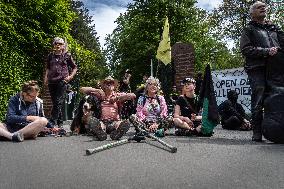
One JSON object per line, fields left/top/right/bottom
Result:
{"left": 132, "top": 77, "right": 171, "bottom": 137}
{"left": 173, "top": 77, "right": 204, "bottom": 136}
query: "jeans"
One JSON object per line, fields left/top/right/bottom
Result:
{"left": 48, "top": 80, "right": 66, "bottom": 125}
{"left": 247, "top": 68, "right": 266, "bottom": 134}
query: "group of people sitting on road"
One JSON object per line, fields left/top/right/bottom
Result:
{"left": 0, "top": 73, "right": 220, "bottom": 142}
{"left": 77, "top": 75, "right": 211, "bottom": 141}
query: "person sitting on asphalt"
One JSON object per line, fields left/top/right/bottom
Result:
{"left": 0, "top": 80, "right": 48, "bottom": 142}
{"left": 133, "top": 76, "right": 171, "bottom": 137}
{"left": 173, "top": 77, "right": 203, "bottom": 136}
{"left": 218, "top": 90, "right": 251, "bottom": 131}
{"left": 80, "top": 76, "right": 136, "bottom": 141}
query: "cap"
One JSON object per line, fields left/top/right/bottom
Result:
{"left": 181, "top": 77, "right": 196, "bottom": 85}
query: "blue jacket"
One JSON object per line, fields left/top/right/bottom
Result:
{"left": 5, "top": 93, "right": 45, "bottom": 128}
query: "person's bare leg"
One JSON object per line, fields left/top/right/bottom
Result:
{"left": 173, "top": 118, "right": 191, "bottom": 130}
{"left": 0, "top": 122, "right": 13, "bottom": 140}
{"left": 19, "top": 117, "right": 48, "bottom": 139}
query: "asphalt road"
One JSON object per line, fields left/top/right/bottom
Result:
{"left": 0, "top": 124, "right": 283, "bottom": 189}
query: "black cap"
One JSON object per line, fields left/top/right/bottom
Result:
{"left": 181, "top": 77, "right": 196, "bottom": 85}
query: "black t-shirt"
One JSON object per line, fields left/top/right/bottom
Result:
{"left": 176, "top": 95, "right": 199, "bottom": 119}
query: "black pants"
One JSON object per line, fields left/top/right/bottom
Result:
{"left": 247, "top": 68, "right": 266, "bottom": 135}
{"left": 222, "top": 116, "right": 242, "bottom": 130}
{"left": 48, "top": 81, "right": 66, "bottom": 125}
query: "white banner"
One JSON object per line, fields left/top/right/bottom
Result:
{"left": 212, "top": 67, "right": 251, "bottom": 113}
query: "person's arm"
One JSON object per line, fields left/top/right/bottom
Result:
{"left": 65, "top": 54, "right": 78, "bottom": 82}
{"left": 116, "top": 92, "right": 136, "bottom": 102}
{"left": 225, "top": 101, "right": 245, "bottom": 122}
{"left": 240, "top": 27, "right": 271, "bottom": 58}
{"left": 6, "top": 97, "right": 27, "bottom": 124}
{"left": 80, "top": 87, "right": 105, "bottom": 100}
{"left": 159, "top": 96, "right": 168, "bottom": 118}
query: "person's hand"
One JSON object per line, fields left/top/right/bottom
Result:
{"left": 64, "top": 76, "right": 72, "bottom": 83}
{"left": 149, "top": 123, "right": 159, "bottom": 132}
{"left": 269, "top": 47, "right": 278, "bottom": 56}
{"left": 182, "top": 117, "right": 193, "bottom": 127}
{"left": 241, "top": 119, "right": 251, "bottom": 130}
{"left": 26, "top": 116, "right": 40, "bottom": 122}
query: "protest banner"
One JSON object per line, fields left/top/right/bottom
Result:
{"left": 212, "top": 67, "right": 251, "bottom": 113}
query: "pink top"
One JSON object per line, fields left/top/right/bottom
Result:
{"left": 136, "top": 95, "right": 168, "bottom": 122}
{"left": 92, "top": 91, "right": 132, "bottom": 121}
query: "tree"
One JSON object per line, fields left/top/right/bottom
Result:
{"left": 0, "top": 0, "right": 108, "bottom": 120}
{"left": 105, "top": 0, "right": 235, "bottom": 95}
{"left": 210, "top": 0, "right": 284, "bottom": 44}
{"left": 70, "top": 0, "right": 108, "bottom": 88}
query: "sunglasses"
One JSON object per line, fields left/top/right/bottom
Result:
{"left": 55, "top": 43, "right": 64, "bottom": 46}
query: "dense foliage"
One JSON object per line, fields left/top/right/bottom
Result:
{"left": 105, "top": 0, "right": 238, "bottom": 97}
{"left": 0, "top": 0, "right": 106, "bottom": 120}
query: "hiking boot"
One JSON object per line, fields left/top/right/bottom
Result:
{"left": 12, "top": 132, "right": 24, "bottom": 142}
{"left": 90, "top": 118, "right": 107, "bottom": 141}
{"left": 110, "top": 121, "right": 130, "bottom": 140}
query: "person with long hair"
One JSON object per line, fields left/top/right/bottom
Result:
{"left": 134, "top": 76, "right": 170, "bottom": 136}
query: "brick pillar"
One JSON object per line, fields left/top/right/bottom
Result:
{"left": 42, "top": 62, "right": 53, "bottom": 118}
{"left": 172, "top": 42, "right": 195, "bottom": 92}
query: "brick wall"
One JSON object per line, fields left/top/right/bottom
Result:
{"left": 42, "top": 69, "right": 52, "bottom": 118}
{"left": 172, "top": 42, "right": 195, "bottom": 92}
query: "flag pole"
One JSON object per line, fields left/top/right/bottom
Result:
{"left": 156, "top": 60, "right": 160, "bottom": 77}
{"left": 151, "top": 59, "right": 153, "bottom": 77}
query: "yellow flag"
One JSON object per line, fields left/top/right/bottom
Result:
{"left": 156, "top": 17, "right": 171, "bottom": 65}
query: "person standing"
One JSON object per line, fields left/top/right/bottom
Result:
{"left": 44, "top": 37, "right": 77, "bottom": 127}
{"left": 240, "top": 1, "right": 282, "bottom": 142}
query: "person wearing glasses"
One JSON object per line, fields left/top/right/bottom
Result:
{"left": 133, "top": 76, "right": 171, "bottom": 137}
{"left": 0, "top": 81, "right": 48, "bottom": 142}
{"left": 173, "top": 77, "right": 203, "bottom": 136}
{"left": 44, "top": 37, "right": 77, "bottom": 127}
{"left": 80, "top": 76, "right": 136, "bottom": 141}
